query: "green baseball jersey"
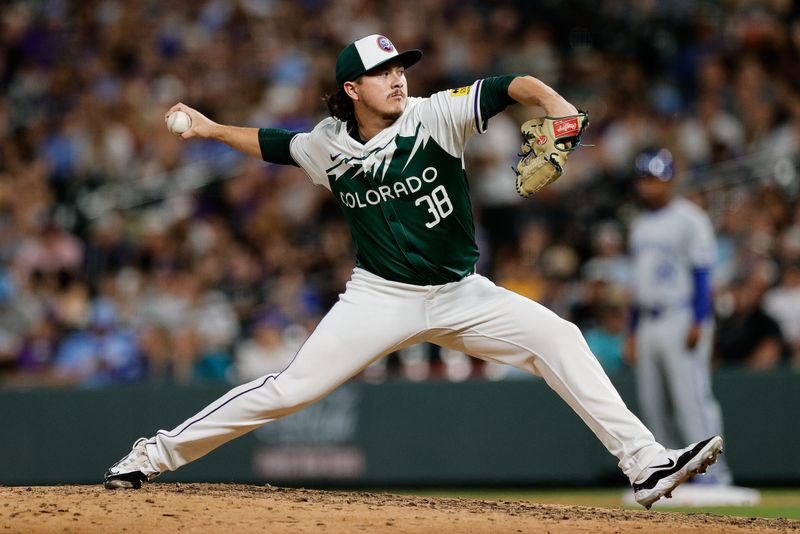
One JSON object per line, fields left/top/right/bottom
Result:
{"left": 278, "top": 78, "right": 514, "bottom": 286}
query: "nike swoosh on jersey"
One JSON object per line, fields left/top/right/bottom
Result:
{"left": 330, "top": 153, "right": 341, "bottom": 161}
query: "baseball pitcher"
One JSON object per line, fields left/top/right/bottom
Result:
{"left": 104, "top": 35, "right": 722, "bottom": 508}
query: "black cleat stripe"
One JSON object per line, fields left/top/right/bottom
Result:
{"left": 103, "top": 470, "right": 147, "bottom": 490}
{"left": 633, "top": 437, "right": 714, "bottom": 491}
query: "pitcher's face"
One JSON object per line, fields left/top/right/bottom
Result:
{"left": 348, "top": 61, "right": 407, "bottom": 121}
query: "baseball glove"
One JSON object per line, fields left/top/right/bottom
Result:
{"left": 515, "top": 111, "right": 589, "bottom": 197}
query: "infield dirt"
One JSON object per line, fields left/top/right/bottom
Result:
{"left": 1, "top": 484, "right": 798, "bottom": 533}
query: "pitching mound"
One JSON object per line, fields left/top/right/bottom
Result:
{"left": 2, "top": 484, "right": 797, "bottom": 533}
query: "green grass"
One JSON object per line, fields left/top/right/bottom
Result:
{"left": 384, "top": 488, "right": 800, "bottom": 520}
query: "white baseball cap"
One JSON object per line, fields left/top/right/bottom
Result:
{"left": 335, "top": 34, "right": 422, "bottom": 87}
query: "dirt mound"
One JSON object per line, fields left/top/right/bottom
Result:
{"left": 1, "top": 484, "right": 796, "bottom": 533}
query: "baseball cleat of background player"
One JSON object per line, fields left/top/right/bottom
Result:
{"left": 103, "top": 438, "right": 161, "bottom": 489}
{"left": 633, "top": 435, "right": 723, "bottom": 509}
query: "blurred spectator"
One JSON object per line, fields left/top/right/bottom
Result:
{"left": 763, "top": 261, "right": 800, "bottom": 367}
{"left": 83, "top": 212, "right": 136, "bottom": 288}
{"left": 137, "top": 269, "right": 238, "bottom": 384}
{"left": 188, "top": 288, "right": 240, "bottom": 381}
{"left": 495, "top": 251, "right": 544, "bottom": 303}
{"left": 584, "top": 289, "right": 628, "bottom": 375}
{"left": 15, "top": 312, "right": 61, "bottom": 377}
{"left": 716, "top": 275, "right": 788, "bottom": 371}
{"left": 0, "top": 266, "right": 26, "bottom": 374}
{"left": 14, "top": 220, "right": 83, "bottom": 281}
{"left": 582, "top": 222, "right": 631, "bottom": 288}
{"left": 52, "top": 299, "right": 143, "bottom": 387}
{"left": 233, "top": 310, "right": 299, "bottom": 383}
{"left": 537, "top": 244, "right": 582, "bottom": 320}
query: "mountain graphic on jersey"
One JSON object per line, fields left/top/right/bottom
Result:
{"left": 325, "top": 123, "right": 437, "bottom": 186}
{"left": 321, "top": 121, "right": 479, "bottom": 286}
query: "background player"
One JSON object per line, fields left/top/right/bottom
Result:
{"left": 626, "top": 148, "right": 732, "bottom": 487}
{"left": 103, "top": 35, "right": 722, "bottom": 509}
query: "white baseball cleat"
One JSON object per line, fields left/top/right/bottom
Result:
{"left": 103, "top": 438, "right": 161, "bottom": 490}
{"left": 633, "top": 436, "right": 723, "bottom": 509}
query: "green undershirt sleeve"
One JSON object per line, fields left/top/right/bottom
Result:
{"left": 479, "top": 74, "right": 524, "bottom": 125}
{"left": 258, "top": 128, "right": 300, "bottom": 166}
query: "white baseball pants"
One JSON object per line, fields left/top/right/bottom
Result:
{"left": 145, "top": 268, "right": 663, "bottom": 483}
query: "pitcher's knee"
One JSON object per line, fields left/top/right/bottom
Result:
{"left": 556, "top": 319, "right": 583, "bottom": 343}
{"left": 545, "top": 319, "right": 589, "bottom": 354}
{"left": 268, "top": 378, "right": 317, "bottom": 411}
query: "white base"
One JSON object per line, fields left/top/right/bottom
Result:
{"left": 622, "top": 484, "right": 762, "bottom": 508}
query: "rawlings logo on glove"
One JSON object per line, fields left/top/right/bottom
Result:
{"left": 553, "top": 117, "right": 580, "bottom": 137}
{"left": 514, "top": 111, "right": 589, "bottom": 198}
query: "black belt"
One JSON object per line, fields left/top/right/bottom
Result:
{"left": 642, "top": 307, "right": 665, "bottom": 319}
{"left": 641, "top": 302, "right": 688, "bottom": 319}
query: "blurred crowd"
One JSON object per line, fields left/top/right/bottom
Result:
{"left": 1, "top": 0, "right": 799, "bottom": 388}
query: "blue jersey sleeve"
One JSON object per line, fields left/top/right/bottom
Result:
{"left": 691, "top": 267, "right": 712, "bottom": 323}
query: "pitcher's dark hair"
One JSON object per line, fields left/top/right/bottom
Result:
{"left": 325, "top": 88, "right": 355, "bottom": 124}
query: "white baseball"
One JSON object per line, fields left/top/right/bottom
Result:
{"left": 167, "top": 110, "right": 192, "bottom": 135}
